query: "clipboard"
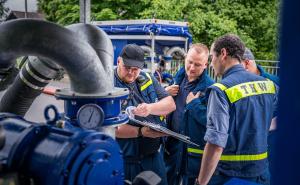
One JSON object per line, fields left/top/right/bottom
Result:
{"left": 126, "top": 106, "right": 199, "bottom": 147}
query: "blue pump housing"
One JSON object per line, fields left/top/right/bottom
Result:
{"left": 0, "top": 113, "right": 124, "bottom": 185}
{"left": 54, "top": 87, "right": 129, "bottom": 129}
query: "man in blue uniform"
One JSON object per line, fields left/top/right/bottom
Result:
{"left": 241, "top": 48, "right": 279, "bottom": 182}
{"left": 164, "top": 44, "right": 214, "bottom": 185}
{"left": 114, "top": 44, "right": 176, "bottom": 185}
{"left": 196, "top": 34, "right": 278, "bottom": 185}
{"left": 241, "top": 48, "right": 279, "bottom": 85}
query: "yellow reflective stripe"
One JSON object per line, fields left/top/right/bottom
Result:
{"left": 224, "top": 81, "right": 275, "bottom": 103}
{"left": 220, "top": 152, "right": 268, "bottom": 161}
{"left": 187, "top": 147, "right": 204, "bottom": 154}
{"left": 188, "top": 148, "right": 268, "bottom": 161}
{"left": 160, "top": 115, "right": 165, "bottom": 121}
{"left": 212, "top": 83, "right": 227, "bottom": 91}
{"left": 140, "top": 73, "right": 153, "bottom": 91}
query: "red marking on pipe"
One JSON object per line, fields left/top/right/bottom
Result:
{"left": 43, "top": 86, "right": 57, "bottom": 95}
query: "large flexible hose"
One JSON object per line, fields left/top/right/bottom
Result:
{"left": 0, "top": 57, "right": 59, "bottom": 115}
{"left": 0, "top": 19, "right": 112, "bottom": 115}
{"left": 140, "top": 45, "right": 152, "bottom": 55}
{"left": 67, "top": 23, "right": 114, "bottom": 89}
{"left": 165, "top": 46, "right": 186, "bottom": 59}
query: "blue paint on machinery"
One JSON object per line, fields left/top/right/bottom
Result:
{"left": 0, "top": 113, "right": 124, "bottom": 185}
{"left": 0, "top": 19, "right": 130, "bottom": 185}
{"left": 55, "top": 88, "right": 129, "bottom": 128}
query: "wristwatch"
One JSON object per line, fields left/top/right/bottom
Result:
{"left": 137, "top": 127, "right": 143, "bottom": 137}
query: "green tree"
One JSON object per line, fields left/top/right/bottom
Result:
{"left": 203, "top": 0, "right": 280, "bottom": 59}
{"left": 37, "top": 0, "right": 78, "bottom": 25}
{"left": 141, "top": 0, "right": 280, "bottom": 60}
{"left": 37, "top": 0, "right": 150, "bottom": 25}
{"left": 37, "top": 0, "right": 280, "bottom": 60}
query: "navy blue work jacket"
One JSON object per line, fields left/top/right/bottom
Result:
{"left": 257, "top": 65, "right": 279, "bottom": 85}
{"left": 165, "top": 67, "right": 214, "bottom": 179}
{"left": 208, "top": 65, "right": 277, "bottom": 178}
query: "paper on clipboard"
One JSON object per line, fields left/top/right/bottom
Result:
{"left": 125, "top": 106, "right": 199, "bottom": 147}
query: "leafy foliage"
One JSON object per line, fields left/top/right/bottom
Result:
{"left": 37, "top": 0, "right": 150, "bottom": 24}
{"left": 0, "top": 0, "right": 8, "bottom": 20}
{"left": 141, "top": 0, "right": 280, "bottom": 60}
{"left": 37, "top": 0, "right": 280, "bottom": 60}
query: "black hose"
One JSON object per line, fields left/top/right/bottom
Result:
{"left": 0, "top": 19, "right": 110, "bottom": 93}
{"left": 0, "top": 57, "right": 56, "bottom": 115}
{"left": 67, "top": 23, "right": 114, "bottom": 89}
{"left": 0, "top": 19, "right": 112, "bottom": 115}
{"left": 0, "top": 64, "right": 19, "bottom": 91}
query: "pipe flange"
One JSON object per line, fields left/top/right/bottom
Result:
{"left": 55, "top": 87, "right": 129, "bottom": 99}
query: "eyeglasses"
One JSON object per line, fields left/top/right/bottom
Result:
{"left": 208, "top": 54, "right": 213, "bottom": 64}
{"left": 121, "top": 64, "right": 140, "bottom": 73}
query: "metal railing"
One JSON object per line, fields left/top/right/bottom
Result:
{"left": 160, "top": 59, "right": 280, "bottom": 82}
{"left": 208, "top": 60, "right": 280, "bottom": 81}
{"left": 256, "top": 60, "right": 280, "bottom": 76}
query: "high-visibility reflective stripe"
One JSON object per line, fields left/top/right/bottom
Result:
{"left": 224, "top": 81, "right": 276, "bottom": 103}
{"left": 220, "top": 152, "right": 268, "bottom": 161}
{"left": 212, "top": 83, "right": 227, "bottom": 91}
{"left": 187, "top": 148, "right": 268, "bottom": 161}
{"left": 187, "top": 147, "right": 204, "bottom": 154}
{"left": 140, "top": 73, "right": 153, "bottom": 91}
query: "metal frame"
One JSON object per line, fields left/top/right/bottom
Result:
{"left": 92, "top": 19, "right": 190, "bottom": 73}
{"left": 80, "top": 0, "right": 90, "bottom": 23}
{"left": 107, "top": 34, "right": 188, "bottom": 73}
{"left": 92, "top": 19, "right": 188, "bottom": 26}
{"left": 108, "top": 35, "right": 187, "bottom": 42}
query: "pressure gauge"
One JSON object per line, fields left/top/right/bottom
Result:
{"left": 77, "top": 104, "right": 104, "bottom": 130}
